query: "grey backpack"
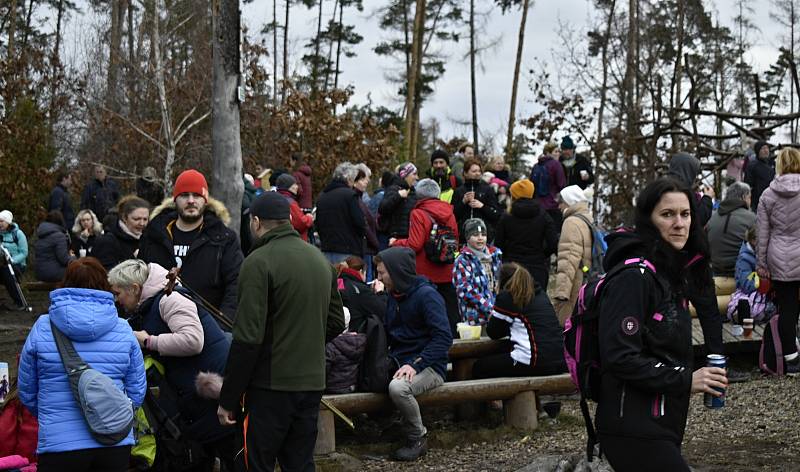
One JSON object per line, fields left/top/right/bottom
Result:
{"left": 50, "top": 320, "right": 134, "bottom": 445}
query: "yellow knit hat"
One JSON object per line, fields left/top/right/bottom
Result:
{"left": 510, "top": 179, "right": 535, "bottom": 200}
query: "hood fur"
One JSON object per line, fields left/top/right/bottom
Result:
{"left": 150, "top": 196, "right": 231, "bottom": 226}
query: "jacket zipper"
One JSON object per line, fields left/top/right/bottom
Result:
{"left": 214, "top": 245, "right": 222, "bottom": 286}
{"left": 652, "top": 394, "right": 665, "bottom": 418}
{"left": 618, "top": 382, "right": 626, "bottom": 418}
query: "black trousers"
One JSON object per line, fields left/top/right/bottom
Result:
{"left": 471, "top": 353, "right": 565, "bottom": 379}
{"left": 0, "top": 263, "right": 23, "bottom": 306}
{"left": 242, "top": 389, "right": 322, "bottom": 472}
{"left": 773, "top": 280, "right": 800, "bottom": 356}
{"left": 38, "top": 445, "right": 131, "bottom": 472}
{"left": 435, "top": 282, "right": 460, "bottom": 337}
{"left": 600, "top": 435, "right": 690, "bottom": 472}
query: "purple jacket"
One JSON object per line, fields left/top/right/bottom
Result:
{"left": 534, "top": 155, "right": 567, "bottom": 210}
{"left": 756, "top": 174, "right": 800, "bottom": 281}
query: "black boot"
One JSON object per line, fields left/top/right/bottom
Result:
{"left": 786, "top": 355, "right": 800, "bottom": 376}
{"left": 393, "top": 435, "right": 428, "bottom": 461}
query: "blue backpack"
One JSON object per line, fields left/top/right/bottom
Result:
{"left": 531, "top": 162, "right": 550, "bottom": 197}
{"left": 573, "top": 214, "right": 607, "bottom": 283}
{"left": 50, "top": 320, "right": 134, "bottom": 445}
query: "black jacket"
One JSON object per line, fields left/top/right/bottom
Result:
{"left": 80, "top": 177, "right": 120, "bottom": 221}
{"left": 596, "top": 232, "right": 693, "bottom": 444}
{"left": 70, "top": 232, "right": 97, "bottom": 256}
{"left": 451, "top": 179, "right": 503, "bottom": 241}
{"left": 325, "top": 333, "right": 367, "bottom": 394}
{"left": 565, "top": 154, "right": 595, "bottom": 190}
{"left": 378, "top": 183, "right": 417, "bottom": 238}
{"left": 92, "top": 219, "right": 142, "bottom": 271}
{"left": 136, "top": 178, "right": 164, "bottom": 208}
{"left": 338, "top": 269, "right": 388, "bottom": 332}
{"left": 494, "top": 198, "right": 558, "bottom": 286}
{"left": 487, "top": 289, "right": 565, "bottom": 371}
{"left": 316, "top": 179, "right": 367, "bottom": 256}
{"left": 138, "top": 198, "right": 244, "bottom": 320}
{"left": 48, "top": 184, "right": 74, "bottom": 228}
{"left": 744, "top": 157, "right": 775, "bottom": 212}
{"left": 33, "top": 222, "right": 75, "bottom": 283}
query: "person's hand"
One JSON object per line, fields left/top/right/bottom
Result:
{"left": 469, "top": 199, "right": 484, "bottom": 209}
{"left": 81, "top": 229, "right": 90, "bottom": 237}
{"left": 217, "top": 406, "right": 236, "bottom": 426}
{"left": 702, "top": 185, "right": 715, "bottom": 199}
{"left": 389, "top": 237, "right": 397, "bottom": 246}
{"left": 393, "top": 364, "right": 417, "bottom": 382}
{"left": 398, "top": 189, "right": 409, "bottom": 198}
{"left": 133, "top": 330, "right": 149, "bottom": 349}
{"left": 463, "top": 191, "right": 475, "bottom": 203}
{"left": 757, "top": 266, "right": 770, "bottom": 279}
{"left": 691, "top": 367, "right": 727, "bottom": 395}
{"left": 372, "top": 279, "right": 385, "bottom": 293}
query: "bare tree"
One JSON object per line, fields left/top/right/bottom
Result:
{"left": 505, "top": 0, "right": 530, "bottom": 157}
{"left": 404, "top": 0, "right": 426, "bottom": 161}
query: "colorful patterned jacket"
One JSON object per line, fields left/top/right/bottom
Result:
{"left": 452, "top": 245, "right": 502, "bottom": 325}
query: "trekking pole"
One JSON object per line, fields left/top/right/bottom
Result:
{"left": 167, "top": 259, "right": 234, "bottom": 330}
{"left": 1, "top": 245, "right": 32, "bottom": 312}
{"left": 321, "top": 398, "right": 354, "bottom": 429}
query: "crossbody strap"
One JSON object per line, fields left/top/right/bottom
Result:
{"left": 49, "top": 319, "right": 90, "bottom": 395}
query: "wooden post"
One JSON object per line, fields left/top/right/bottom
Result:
{"left": 314, "top": 409, "right": 335, "bottom": 455}
{"left": 504, "top": 391, "right": 538, "bottom": 430}
{"left": 452, "top": 359, "right": 480, "bottom": 420}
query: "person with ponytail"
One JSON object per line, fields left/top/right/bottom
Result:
{"left": 471, "top": 263, "right": 565, "bottom": 379}
{"left": 336, "top": 256, "right": 387, "bottom": 332}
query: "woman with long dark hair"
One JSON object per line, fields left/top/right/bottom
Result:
{"left": 596, "top": 177, "right": 727, "bottom": 471}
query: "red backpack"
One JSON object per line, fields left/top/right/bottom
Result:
{"left": 0, "top": 385, "right": 39, "bottom": 462}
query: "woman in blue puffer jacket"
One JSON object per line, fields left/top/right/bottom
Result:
{"left": 18, "top": 257, "right": 146, "bottom": 472}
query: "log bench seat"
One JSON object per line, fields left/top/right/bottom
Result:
{"left": 22, "top": 281, "right": 58, "bottom": 291}
{"left": 315, "top": 373, "right": 575, "bottom": 455}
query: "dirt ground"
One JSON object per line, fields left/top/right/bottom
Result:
{"left": 2, "top": 290, "right": 799, "bottom": 471}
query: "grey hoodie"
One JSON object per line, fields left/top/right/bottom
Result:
{"left": 378, "top": 246, "right": 417, "bottom": 294}
{"left": 667, "top": 152, "right": 700, "bottom": 188}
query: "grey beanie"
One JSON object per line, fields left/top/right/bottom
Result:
{"left": 275, "top": 173, "right": 297, "bottom": 190}
{"left": 463, "top": 218, "right": 487, "bottom": 240}
{"left": 415, "top": 178, "right": 441, "bottom": 199}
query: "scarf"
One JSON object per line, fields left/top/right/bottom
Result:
{"left": 119, "top": 219, "right": 142, "bottom": 240}
{"left": 466, "top": 245, "right": 497, "bottom": 293}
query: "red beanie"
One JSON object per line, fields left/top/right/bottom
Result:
{"left": 173, "top": 169, "right": 209, "bottom": 201}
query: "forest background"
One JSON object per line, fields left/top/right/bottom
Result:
{"left": 1, "top": 0, "right": 798, "bottom": 233}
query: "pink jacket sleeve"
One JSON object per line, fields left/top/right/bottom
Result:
{"left": 755, "top": 192, "right": 772, "bottom": 271}
{"left": 148, "top": 292, "right": 205, "bottom": 356}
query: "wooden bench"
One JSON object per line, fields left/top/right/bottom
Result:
{"left": 315, "top": 373, "right": 575, "bottom": 455}
{"left": 22, "top": 281, "right": 57, "bottom": 291}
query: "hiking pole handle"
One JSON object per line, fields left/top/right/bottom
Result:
{"left": 320, "top": 398, "right": 354, "bottom": 429}
{"left": 175, "top": 275, "right": 234, "bottom": 330}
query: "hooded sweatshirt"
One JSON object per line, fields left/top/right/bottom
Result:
{"left": 33, "top": 221, "right": 75, "bottom": 282}
{"left": 756, "top": 174, "right": 800, "bottom": 280}
{"left": 667, "top": 152, "right": 713, "bottom": 226}
{"left": 379, "top": 247, "right": 452, "bottom": 378}
{"left": 707, "top": 198, "right": 755, "bottom": 276}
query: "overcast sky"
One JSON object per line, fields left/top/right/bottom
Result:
{"left": 59, "top": 0, "right": 782, "bottom": 150}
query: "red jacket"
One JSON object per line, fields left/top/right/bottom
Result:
{"left": 392, "top": 197, "right": 458, "bottom": 284}
{"left": 293, "top": 165, "right": 314, "bottom": 210}
{"left": 278, "top": 189, "right": 313, "bottom": 241}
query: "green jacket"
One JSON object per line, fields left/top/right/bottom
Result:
{"left": 219, "top": 223, "right": 345, "bottom": 410}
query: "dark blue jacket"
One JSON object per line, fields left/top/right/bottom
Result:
{"left": 80, "top": 178, "right": 120, "bottom": 221}
{"left": 48, "top": 184, "right": 74, "bottom": 228}
{"left": 735, "top": 242, "right": 757, "bottom": 293}
{"left": 33, "top": 221, "right": 75, "bottom": 283}
{"left": 379, "top": 247, "right": 452, "bottom": 378}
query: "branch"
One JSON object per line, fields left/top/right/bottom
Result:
{"left": 670, "top": 107, "right": 800, "bottom": 122}
{"left": 174, "top": 110, "right": 210, "bottom": 144}
{"left": 98, "top": 104, "right": 166, "bottom": 151}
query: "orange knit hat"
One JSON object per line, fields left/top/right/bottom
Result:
{"left": 510, "top": 179, "right": 534, "bottom": 200}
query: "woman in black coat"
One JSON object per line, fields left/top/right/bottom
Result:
{"left": 451, "top": 159, "right": 503, "bottom": 242}
{"left": 337, "top": 256, "right": 388, "bottom": 332}
{"left": 70, "top": 209, "right": 103, "bottom": 257}
{"left": 92, "top": 196, "right": 150, "bottom": 270}
{"left": 472, "top": 263, "right": 565, "bottom": 379}
{"left": 34, "top": 211, "right": 75, "bottom": 282}
{"left": 494, "top": 179, "right": 558, "bottom": 290}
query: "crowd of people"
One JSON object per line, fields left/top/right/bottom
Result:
{"left": 1, "top": 135, "right": 799, "bottom": 472}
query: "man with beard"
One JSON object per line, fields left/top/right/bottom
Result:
{"left": 425, "top": 149, "right": 462, "bottom": 204}
{"left": 139, "top": 169, "right": 244, "bottom": 322}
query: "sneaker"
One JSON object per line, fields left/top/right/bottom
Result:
{"left": 392, "top": 436, "right": 428, "bottom": 461}
{"left": 786, "top": 356, "right": 800, "bottom": 376}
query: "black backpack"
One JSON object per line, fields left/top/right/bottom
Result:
{"left": 356, "top": 314, "right": 394, "bottom": 393}
{"left": 422, "top": 211, "right": 458, "bottom": 265}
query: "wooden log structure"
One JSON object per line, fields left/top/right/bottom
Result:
{"left": 315, "top": 374, "right": 575, "bottom": 455}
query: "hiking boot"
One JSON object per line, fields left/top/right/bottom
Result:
{"left": 786, "top": 356, "right": 800, "bottom": 376}
{"left": 393, "top": 436, "right": 428, "bottom": 461}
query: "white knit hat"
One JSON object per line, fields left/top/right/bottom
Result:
{"left": 0, "top": 210, "right": 12, "bottom": 224}
{"left": 560, "top": 185, "right": 588, "bottom": 206}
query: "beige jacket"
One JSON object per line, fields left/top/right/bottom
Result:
{"left": 553, "top": 202, "right": 592, "bottom": 325}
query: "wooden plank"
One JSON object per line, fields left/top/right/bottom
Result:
{"left": 321, "top": 374, "right": 575, "bottom": 415}
{"left": 449, "top": 337, "right": 508, "bottom": 359}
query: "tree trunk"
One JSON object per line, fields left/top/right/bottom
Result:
{"left": 469, "top": 0, "right": 478, "bottom": 153}
{"left": 322, "top": 0, "right": 339, "bottom": 92}
{"left": 151, "top": 0, "right": 177, "bottom": 196}
{"left": 671, "top": 0, "right": 685, "bottom": 152}
{"left": 107, "top": 0, "right": 125, "bottom": 110}
{"left": 212, "top": 0, "right": 244, "bottom": 234}
{"left": 404, "top": 0, "right": 426, "bottom": 161}
{"left": 402, "top": 0, "right": 411, "bottom": 105}
{"left": 282, "top": 0, "right": 289, "bottom": 102}
{"left": 54, "top": 0, "right": 64, "bottom": 63}
{"left": 311, "top": 0, "right": 324, "bottom": 94}
{"left": 505, "top": 0, "right": 529, "bottom": 158}
{"left": 332, "top": 1, "right": 343, "bottom": 93}
{"left": 623, "top": 0, "right": 637, "bottom": 152}
{"left": 273, "top": 0, "right": 278, "bottom": 104}
{"left": 21, "top": 0, "right": 33, "bottom": 53}
{"left": 593, "top": 0, "right": 615, "bottom": 216}
{"left": 7, "top": 0, "right": 17, "bottom": 59}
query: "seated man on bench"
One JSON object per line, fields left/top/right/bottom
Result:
{"left": 374, "top": 247, "right": 453, "bottom": 462}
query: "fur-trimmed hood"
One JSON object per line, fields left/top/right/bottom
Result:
{"left": 150, "top": 196, "right": 231, "bottom": 226}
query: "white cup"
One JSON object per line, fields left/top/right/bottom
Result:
{"left": 79, "top": 249, "right": 87, "bottom": 258}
